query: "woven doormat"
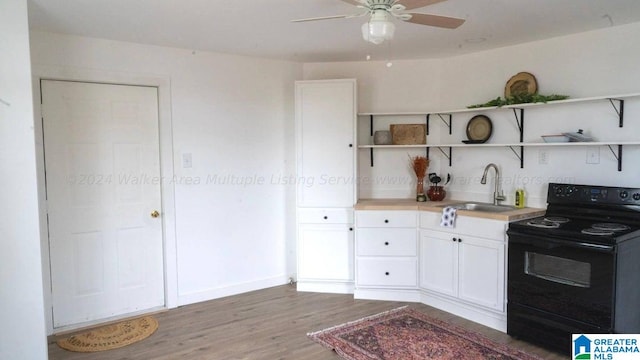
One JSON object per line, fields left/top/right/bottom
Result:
{"left": 56, "top": 316, "right": 158, "bottom": 352}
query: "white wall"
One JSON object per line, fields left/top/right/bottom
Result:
{"left": 29, "top": 32, "right": 302, "bottom": 309}
{"left": 305, "top": 22, "right": 640, "bottom": 207}
{"left": 0, "top": 1, "right": 48, "bottom": 359}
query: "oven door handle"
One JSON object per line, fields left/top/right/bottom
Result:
{"left": 528, "top": 273, "right": 590, "bottom": 288}
{"left": 507, "top": 231, "right": 615, "bottom": 252}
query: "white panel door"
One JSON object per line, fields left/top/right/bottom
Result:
{"left": 42, "top": 80, "right": 164, "bottom": 328}
{"left": 295, "top": 80, "right": 355, "bottom": 207}
{"left": 419, "top": 230, "right": 457, "bottom": 297}
{"left": 458, "top": 236, "right": 505, "bottom": 311}
{"left": 297, "top": 224, "right": 354, "bottom": 281}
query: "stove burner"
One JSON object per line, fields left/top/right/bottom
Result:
{"left": 592, "top": 223, "right": 631, "bottom": 232}
{"left": 581, "top": 228, "right": 615, "bottom": 236}
{"left": 544, "top": 217, "right": 570, "bottom": 223}
{"left": 527, "top": 219, "right": 561, "bottom": 229}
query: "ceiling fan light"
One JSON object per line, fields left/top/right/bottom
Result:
{"left": 361, "top": 19, "right": 395, "bottom": 44}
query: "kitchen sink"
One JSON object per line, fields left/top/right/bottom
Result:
{"left": 448, "top": 202, "right": 517, "bottom": 212}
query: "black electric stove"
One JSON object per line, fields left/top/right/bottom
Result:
{"left": 506, "top": 183, "right": 640, "bottom": 353}
{"left": 509, "top": 215, "right": 640, "bottom": 245}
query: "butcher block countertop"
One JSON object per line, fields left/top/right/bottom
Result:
{"left": 355, "top": 198, "right": 545, "bottom": 222}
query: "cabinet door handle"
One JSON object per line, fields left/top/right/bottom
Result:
{"left": 385, "top": 272, "right": 390, "bottom": 276}
{"left": 349, "top": 227, "right": 353, "bottom": 231}
{"left": 384, "top": 219, "right": 389, "bottom": 223}
{"left": 323, "top": 216, "right": 328, "bottom": 220}
{"left": 458, "top": 238, "right": 462, "bottom": 242}
{"left": 384, "top": 241, "right": 389, "bottom": 246}
{"left": 349, "top": 144, "right": 353, "bottom": 148}
{"left": 452, "top": 237, "right": 457, "bottom": 242}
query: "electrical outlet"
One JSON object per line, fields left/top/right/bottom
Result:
{"left": 586, "top": 147, "right": 600, "bottom": 164}
{"left": 538, "top": 150, "right": 549, "bottom": 165}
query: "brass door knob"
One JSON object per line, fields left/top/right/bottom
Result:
{"left": 150, "top": 210, "right": 160, "bottom": 218}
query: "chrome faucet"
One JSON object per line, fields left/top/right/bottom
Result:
{"left": 481, "top": 163, "right": 506, "bottom": 205}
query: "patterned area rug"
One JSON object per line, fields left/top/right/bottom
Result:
{"left": 308, "top": 307, "right": 542, "bottom": 360}
{"left": 56, "top": 316, "right": 158, "bottom": 352}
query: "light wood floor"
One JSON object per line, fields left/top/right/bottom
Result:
{"left": 48, "top": 284, "right": 568, "bottom": 359}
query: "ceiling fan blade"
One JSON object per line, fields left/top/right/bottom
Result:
{"left": 397, "top": 0, "right": 448, "bottom": 10}
{"left": 404, "top": 13, "right": 465, "bottom": 28}
{"left": 291, "top": 14, "right": 354, "bottom": 22}
{"left": 339, "top": 0, "right": 367, "bottom": 5}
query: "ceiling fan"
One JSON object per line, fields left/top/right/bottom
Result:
{"left": 292, "top": 0, "right": 465, "bottom": 45}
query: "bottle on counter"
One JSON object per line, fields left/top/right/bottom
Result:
{"left": 515, "top": 188, "right": 525, "bottom": 208}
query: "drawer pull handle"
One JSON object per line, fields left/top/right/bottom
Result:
{"left": 384, "top": 241, "right": 389, "bottom": 246}
{"left": 384, "top": 219, "right": 389, "bottom": 223}
{"left": 323, "top": 216, "right": 328, "bottom": 220}
{"left": 349, "top": 227, "right": 353, "bottom": 231}
{"left": 452, "top": 238, "right": 457, "bottom": 242}
{"left": 385, "top": 272, "right": 390, "bottom": 276}
{"left": 458, "top": 238, "right": 462, "bottom": 242}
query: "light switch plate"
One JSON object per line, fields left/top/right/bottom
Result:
{"left": 538, "top": 150, "right": 549, "bottom": 165}
{"left": 182, "top": 153, "right": 193, "bottom": 168}
{"left": 586, "top": 147, "right": 600, "bottom": 164}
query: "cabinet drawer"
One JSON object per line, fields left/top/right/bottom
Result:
{"left": 356, "top": 210, "right": 417, "bottom": 228}
{"left": 419, "top": 211, "right": 506, "bottom": 240}
{"left": 298, "top": 208, "right": 353, "bottom": 224}
{"left": 356, "top": 228, "right": 417, "bottom": 256}
{"left": 356, "top": 258, "right": 417, "bottom": 287}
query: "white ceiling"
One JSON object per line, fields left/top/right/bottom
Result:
{"left": 27, "top": 0, "right": 640, "bottom": 63}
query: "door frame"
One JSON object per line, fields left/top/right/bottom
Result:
{"left": 32, "top": 67, "right": 178, "bottom": 334}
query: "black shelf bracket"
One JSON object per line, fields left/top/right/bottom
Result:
{"left": 434, "top": 114, "right": 452, "bottom": 135}
{"left": 435, "top": 146, "right": 452, "bottom": 166}
{"left": 369, "top": 115, "right": 374, "bottom": 167}
{"left": 426, "top": 114, "right": 430, "bottom": 135}
{"left": 608, "top": 98, "right": 624, "bottom": 127}
{"left": 508, "top": 146, "right": 525, "bottom": 169}
{"left": 510, "top": 108, "right": 525, "bottom": 168}
{"left": 607, "top": 145, "right": 623, "bottom": 171}
{"left": 370, "top": 115, "right": 374, "bottom": 136}
{"left": 512, "top": 108, "right": 525, "bottom": 142}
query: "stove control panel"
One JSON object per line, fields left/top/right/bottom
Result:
{"left": 549, "top": 183, "right": 640, "bottom": 205}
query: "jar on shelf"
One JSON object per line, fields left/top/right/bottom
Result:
{"left": 427, "top": 185, "right": 446, "bottom": 201}
{"left": 373, "top": 130, "right": 392, "bottom": 145}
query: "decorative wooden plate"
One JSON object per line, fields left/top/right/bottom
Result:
{"left": 505, "top": 72, "right": 538, "bottom": 98}
{"left": 465, "top": 115, "right": 493, "bottom": 143}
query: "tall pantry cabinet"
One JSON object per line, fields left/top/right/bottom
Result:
{"left": 295, "top": 79, "right": 357, "bottom": 294}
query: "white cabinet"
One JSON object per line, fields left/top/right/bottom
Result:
{"left": 419, "top": 230, "right": 457, "bottom": 297}
{"left": 298, "top": 223, "right": 354, "bottom": 282}
{"left": 295, "top": 79, "right": 356, "bottom": 207}
{"left": 458, "top": 235, "right": 504, "bottom": 310}
{"left": 419, "top": 229, "right": 505, "bottom": 312}
{"left": 295, "top": 79, "right": 357, "bottom": 294}
{"left": 418, "top": 212, "right": 508, "bottom": 331}
{"left": 354, "top": 210, "right": 419, "bottom": 300}
{"left": 348, "top": 207, "right": 514, "bottom": 331}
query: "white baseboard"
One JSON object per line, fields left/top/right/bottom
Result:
{"left": 420, "top": 291, "right": 506, "bottom": 332}
{"left": 177, "top": 275, "right": 289, "bottom": 306}
{"left": 354, "top": 288, "right": 421, "bottom": 302}
{"left": 296, "top": 280, "right": 354, "bottom": 294}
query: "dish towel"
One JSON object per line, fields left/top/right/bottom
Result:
{"left": 440, "top": 207, "right": 457, "bottom": 228}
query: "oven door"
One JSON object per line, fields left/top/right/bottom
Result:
{"left": 507, "top": 230, "right": 616, "bottom": 330}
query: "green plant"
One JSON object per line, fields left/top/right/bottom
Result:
{"left": 468, "top": 93, "right": 569, "bottom": 108}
